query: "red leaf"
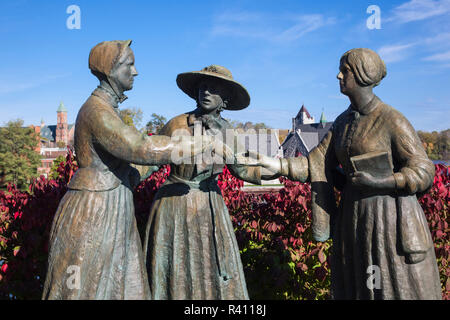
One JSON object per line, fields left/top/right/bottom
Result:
{"left": 318, "top": 249, "right": 326, "bottom": 264}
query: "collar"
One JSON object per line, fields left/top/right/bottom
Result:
{"left": 187, "top": 109, "right": 226, "bottom": 131}
{"left": 349, "top": 95, "right": 380, "bottom": 116}
{"left": 92, "top": 83, "right": 128, "bottom": 109}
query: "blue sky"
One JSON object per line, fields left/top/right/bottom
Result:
{"left": 0, "top": 0, "right": 449, "bottom": 132}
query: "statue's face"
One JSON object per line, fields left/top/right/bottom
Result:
{"left": 197, "top": 79, "right": 228, "bottom": 113}
{"left": 337, "top": 62, "right": 358, "bottom": 96}
{"left": 110, "top": 47, "right": 138, "bottom": 92}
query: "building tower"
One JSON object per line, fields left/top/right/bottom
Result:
{"left": 292, "top": 104, "right": 315, "bottom": 131}
{"left": 56, "top": 101, "right": 68, "bottom": 147}
{"left": 298, "top": 105, "right": 315, "bottom": 125}
{"left": 319, "top": 111, "right": 327, "bottom": 128}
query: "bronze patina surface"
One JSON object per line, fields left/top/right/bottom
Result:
{"left": 42, "top": 41, "right": 212, "bottom": 300}
{"left": 144, "top": 65, "right": 261, "bottom": 300}
{"left": 254, "top": 48, "right": 442, "bottom": 300}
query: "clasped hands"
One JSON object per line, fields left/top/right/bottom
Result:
{"left": 171, "top": 135, "right": 236, "bottom": 164}
{"left": 234, "top": 150, "right": 397, "bottom": 190}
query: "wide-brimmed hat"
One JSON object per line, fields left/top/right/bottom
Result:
{"left": 176, "top": 65, "right": 250, "bottom": 110}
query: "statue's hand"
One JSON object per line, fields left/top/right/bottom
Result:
{"left": 350, "top": 171, "right": 376, "bottom": 188}
{"left": 234, "top": 150, "right": 260, "bottom": 166}
{"left": 350, "top": 171, "right": 395, "bottom": 190}
{"left": 240, "top": 150, "right": 281, "bottom": 178}
{"left": 406, "top": 252, "right": 426, "bottom": 264}
{"left": 170, "top": 135, "right": 213, "bottom": 164}
{"left": 210, "top": 138, "right": 234, "bottom": 163}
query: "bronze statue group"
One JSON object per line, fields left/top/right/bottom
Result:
{"left": 41, "top": 40, "right": 442, "bottom": 300}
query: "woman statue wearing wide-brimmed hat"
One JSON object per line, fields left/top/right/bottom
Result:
{"left": 250, "top": 48, "right": 442, "bottom": 299}
{"left": 42, "top": 41, "right": 217, "bottom": 300}
{"left": 143, "top": 65, "right": 265, "bottom": 300}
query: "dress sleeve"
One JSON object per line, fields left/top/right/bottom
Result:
{"left": 306, "top": 130, "right": 337, "bottom": 242}
{"left": 227, "top": 164, "right": 262, "bottom": 185}
{"left": 390, "top": 112, "right": 435, "bottom": 194}
{"left": 279, "top": 157, "right": 309, "bottom": 182}
{"left": 281, "top": 129, "right": 337, "bottom": 183}
{"left": 90, "top": 106, "right": 181, "bottom": 165}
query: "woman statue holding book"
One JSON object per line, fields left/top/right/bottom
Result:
{"left": 42, "top": 41, "right": 218, "bottom": 299}
{"left": 144, "top": 65, "right": 264, "bottom": 300}
{"left": 251, "top": 48, "right": 442, "bottom": 299}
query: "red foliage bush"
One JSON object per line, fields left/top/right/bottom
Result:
{"left": 221, "top": 167, "right": 331, "bottom": 299}
{"left": 222, "top": 165, "right": 449, "bottom": 299}
{"left": 133, "top": 165, "right": 171, "bottom": 239}
{"left": 418, "top": 164, "right": 450, "bottom": 299}
{"left": 0, "top": 150, "right": 448, "bottom": 300}
{"left": 0, "top": 148, "right": 78, "bottom": 299}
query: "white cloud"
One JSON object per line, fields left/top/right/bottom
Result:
{"left": 424, "top": 31, "right": 450, "bottom": 44}
{"left": 274, "top": 15, "right": 336, "bottom": 42}
{"left": 378, "top": 43, "right": 417, "bottom": 63}
{"left": 211, "top": 11, "right": 335, "bottom": 43}
{"left": 389, "top": 0, "right": 450, "bottom": 23}
{"left": 423, "top": 50, "right": 450, "bottom": 61}
{"left": 376, "top": 32, "right": 450, "bottom": 66}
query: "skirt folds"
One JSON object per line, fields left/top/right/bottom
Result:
{"left": 42, "top": 184, "right": 150, "bottom": 300}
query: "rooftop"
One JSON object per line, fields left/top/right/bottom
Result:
{"left": 57, "top": 101, "right": 68, "bottom": 113}
{"left": 296, "top": 105, "right": 312, "bottom": 119}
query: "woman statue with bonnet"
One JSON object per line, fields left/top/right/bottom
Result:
{"left": 251, "top": 48, "right": 442, "bottom": 299}
{"left": 144, "top": 65, "right": 272, "bottom": 300}
{"left": 42, "top": 41, "right": 220, "bottom": 299}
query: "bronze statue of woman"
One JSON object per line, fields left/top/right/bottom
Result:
{"left": 252, "top": 48, "right": 442, "bottom": 299}
{"left": 143, "top": 65, "right": 264, "bottom": 300}
{"left": 42, "top": 41, "right": 216, "bottom": 300}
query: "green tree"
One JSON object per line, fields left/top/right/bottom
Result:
{"left": 436, "top": 129, "right": 450, "bottom": 160}
{"left": 145, "top": 113, "right": 167, "bottom": 134}
{"left": 56, "top": 141, "right": 66, "bottom": 149}
{"left": 49, "top": 155, "right": 66, "bottom": 180}
{"left": 418, "top": 129, "right": 450, "bottom": 160}
{"left": 226, "top": 119, "right": 271, "bottom": 131}
{"left": 119, "top": 107, "right": 143, "bottom": 130}
{"left": 0, "top": 119, "right": 41, "bottom": 189}
{"left": 254, "top": 122, "right": 269, "bottom": 130}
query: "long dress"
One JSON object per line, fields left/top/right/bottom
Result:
{"left": 287, "top": 95, "right": 442, "bottom": 299}
{"left": 43, "top": 85, "right": 180, "bottom": 299}
{"left": 143, "top": 110, "right": 261, "bottom": 300}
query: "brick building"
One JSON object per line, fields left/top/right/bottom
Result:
{"left": 35, "top": 102, "right": 75, "bottom": 177}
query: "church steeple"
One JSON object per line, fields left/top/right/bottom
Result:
{"left": 56, "top": 101, "right": 68, "bottom": 146}
{"left": 57, "top": 101, "right": 68, "bottom": 113}
{"left": 320, "top": 111, "right": 326, "bottom": 123}
{"left": 295, "top": 104, "right": 315, "bottom": 125}
{"left": 320, "top": 110, "right": 326, "bottom": 128}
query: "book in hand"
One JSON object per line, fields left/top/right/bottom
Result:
{"left": 350, "top": 151, "right": 393, "bottom": 178}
